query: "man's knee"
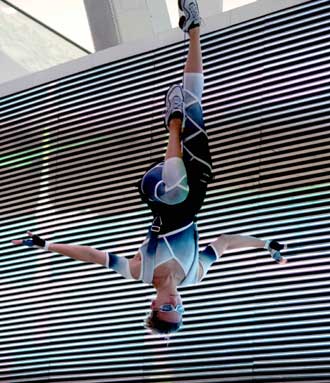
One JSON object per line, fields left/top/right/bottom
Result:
{"left": 160, "top": 186, "right": 189, "bottom": 205}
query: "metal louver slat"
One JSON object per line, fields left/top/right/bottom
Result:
{"left": 1, "top": 0, "right": 329, "bottom": 382}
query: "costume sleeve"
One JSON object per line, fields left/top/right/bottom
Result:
{"left": 107, "top": 253, "right": 133, "bottom": 279}
{"left": 156, "top": 157, "right": 189, "bottom": 205}
{"left": 198, "top": 244, "right": 218, "bottom": 281}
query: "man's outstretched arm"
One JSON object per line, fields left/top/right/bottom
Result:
{"left": 12, "top": 231, "right": 136, "bottom": 280}
{"left": 12, "top": 231, "right": 108, "bottom": 266}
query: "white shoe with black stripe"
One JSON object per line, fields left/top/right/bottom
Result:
{"left": 164, "top": 84, "right": 184, "bottom": 129}
{"left": 178, "top": 0, "right": 201, "bottom": 32}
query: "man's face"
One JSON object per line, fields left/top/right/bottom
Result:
{"left": 151, "top": 293, "right": 183, "bottom": 323}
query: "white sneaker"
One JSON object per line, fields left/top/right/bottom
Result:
{"left": 265, "top": 240, "right": 288, "bottom": 264}
{"left": 164, "top": 84, "right": 184, "bottom": 129}
{"left": 178, "top": 0, "right": 201, "bottom": 32}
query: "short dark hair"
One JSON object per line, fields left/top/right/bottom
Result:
{"left": 145, "top": 311, "right": 183, "bottom": 334}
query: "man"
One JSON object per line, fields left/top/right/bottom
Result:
{"left": 12, "top": 0, "right": 287, "bottom": 335}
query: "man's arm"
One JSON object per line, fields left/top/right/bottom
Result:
{"left": 12, "top": 231, "right": 107, "bottom": 266}
{"left": 12, "top": 231, "right": 137, "bottom": 279}
{"left": 48, "top": 243, "right": 107, "bottom": 266}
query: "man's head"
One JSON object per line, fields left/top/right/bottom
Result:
{"left": 145, "top": 293, "right": 184, "bottom": 335}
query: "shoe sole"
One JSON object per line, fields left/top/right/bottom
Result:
{"left": 179, "top": 0, "right": 199, "bottom": 15}
{"left": 178, "top": 0, "right": 200, "bottom": 31}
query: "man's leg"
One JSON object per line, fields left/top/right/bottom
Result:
{"left": 140, "top": 109, "right": 188, "bottom": 206}
{"left": 139, "top": 0, "right": 208, "bottom": 207}
{"left": 165, "top": 118, "right": 183, "bottom": 160}
{"left": 184, "top": 27, "right": 203, "bottom": 74}
{"left": 181, "top": 19, "right": 212, "bottom": 187}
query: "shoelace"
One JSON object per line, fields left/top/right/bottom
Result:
{"left": 188, "top": 3, "right": 199, "bottom": 19}
{"left": 171, "top": 95, "right": 183, "bottom": 110}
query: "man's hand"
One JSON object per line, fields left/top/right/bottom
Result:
{"left": 12, "top": 231, "right": 48, "bottom": 249}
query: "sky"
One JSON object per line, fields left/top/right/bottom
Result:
{"left": 10, "top": 0, "right": 94, "bottom": 51}
{"left": 8, "top": 0, "right": 257, "bottom": 52}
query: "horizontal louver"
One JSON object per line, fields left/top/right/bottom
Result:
{"left": 1, "top": 0, "right": 329, "bottom": 381}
